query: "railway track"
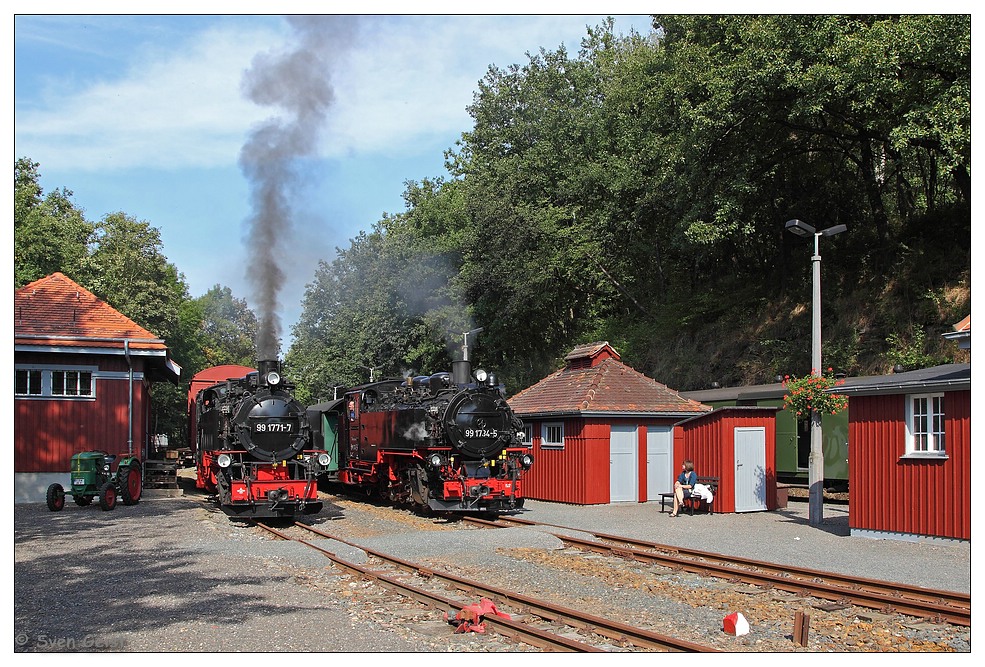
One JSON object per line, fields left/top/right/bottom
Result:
{"left": 254, "top": 520, "right": 717, "bottom": 653}
{"left": 465, "top": 515, "right": 971, "bottom": 628}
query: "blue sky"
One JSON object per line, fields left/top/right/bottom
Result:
{"left": 12, "top": 10, "right": 657, "bottom": 351}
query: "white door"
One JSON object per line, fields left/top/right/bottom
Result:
{"left": 609, "top": 425, "right": 638, "bottom": 503}
{"left": 734, "top": 426, "right": 768, "bottom": 512}
{"left": 646, "top": 426, "right": 674, "bottom": 500}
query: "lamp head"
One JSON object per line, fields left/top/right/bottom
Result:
{"left": 820, "top": 224, "right": 847, "bottom": 237}
{"left": 785, "top": 219, "right": 815, "bottom": 237}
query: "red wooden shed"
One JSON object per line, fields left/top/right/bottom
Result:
{"left": 507, "top": 342, "right": 712, "bottom": 504}
{"left": 676, "top": 407, "right": 780, "bottom": 513}
{"left": 14, "top": 273, "right": 181, "bottom": 502}
{"left": 835, "top": 363, "right": 971, "bottom": 543}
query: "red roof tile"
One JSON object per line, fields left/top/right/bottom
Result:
{"left": 953, "top": 315, "right": 970, "bottom": 332}
{"left": 14, "top": 272, "right": 166, "bottom": 350}
{"left": 509, "top": 344, "right": 711, "bottom": 417}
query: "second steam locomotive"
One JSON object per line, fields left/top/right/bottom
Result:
{"left": 310, "top": 337, "right": 533, "bottom": 513}
{"left": 191, "top": 361, "right": 331, "bottom": 519}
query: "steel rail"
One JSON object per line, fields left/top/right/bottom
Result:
{"left": 257, "top": 521, "right": 716, "bottom": 652}
{"left": 476, "top": 516, "right": 971, "bottom": 627}
{"left": 253, "top": 522, "right": 600, "bottom": 652}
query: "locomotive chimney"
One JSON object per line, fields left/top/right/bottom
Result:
{"left": 258, "top": 359, "right": 281, "bottom": 387}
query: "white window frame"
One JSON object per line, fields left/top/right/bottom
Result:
{"left": 521, "top": 424, "right": 533, "bottom": 445}
{"left": 14, "top": 365, "right": 97, "bottom": 400}
{"left": 904, "top": 392, "right": 946, "bottom": 458}
{"left": 541, "top": 421, "right": 565, "bottom": 450}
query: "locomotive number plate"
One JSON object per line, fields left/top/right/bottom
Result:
{"left": 252, "top": 422, "right": 293, "bottom": 433}
{"left": 465, "top": 429, "right": 498, "bottom": 439}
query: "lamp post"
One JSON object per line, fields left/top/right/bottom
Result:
{"left": 359, "top": 365, "right": 380, "bottom": 383}
{"left": 784, "top": 219, "right": 847, "bottom": 526}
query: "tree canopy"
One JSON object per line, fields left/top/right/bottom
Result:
{"left": 16, "top": 15, "right": 970, "bottom": 414}
{"left": 289, "top": 15, "right": 969, "bottom": 400}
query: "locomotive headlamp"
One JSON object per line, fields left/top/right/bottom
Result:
{"left": 265, "top": 371, "right": 281, "bottom": 386}
{"left": 317, "top": 453, "right": 331, "bottom": 467}
{"left": 429, "top": 453, "right": 445, "bottom": 468}
{"left": 520, "top": 453, "right": 534, "bottom": 469}
{"left": 474, "top": 368, "right": 488, "bottom": 382}
{"left": 217, "top": 453, "right": 232, "bottom": 468}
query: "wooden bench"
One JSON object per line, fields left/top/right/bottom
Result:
{"left": 660, "top": 476, "right": 720, "bottom": 515}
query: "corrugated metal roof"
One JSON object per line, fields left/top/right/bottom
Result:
{"left": 834, "top": 363, "right": 970, "bottom": 395}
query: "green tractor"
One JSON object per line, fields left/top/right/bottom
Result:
{"left": 46, "top": 451, "right": 143, "bottom": 512}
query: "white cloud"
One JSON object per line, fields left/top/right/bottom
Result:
{"left": 16, "top": 15, "right": 650, "bottom": 170}
{"left": 16, "top": 22, "right": 285, "bottom": 171}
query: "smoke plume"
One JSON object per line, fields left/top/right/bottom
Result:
{"left": 239, "top": 16, "right": 358, "bottom": 359}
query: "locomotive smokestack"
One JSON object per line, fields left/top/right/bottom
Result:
{"left": 239, "top": 16, "right": 359, "bottom": 359}
{"left": 258, "top": 359, "right": 282, "bottom": 387}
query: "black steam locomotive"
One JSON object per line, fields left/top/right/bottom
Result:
{"left": 191, "top": 360, "right": 331, "bottom": 519}
{"left": 310, "top": 335, "right": 532, "bottom": 513}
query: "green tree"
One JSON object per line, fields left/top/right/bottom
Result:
{"left": 14, "top": 157, "right": 95, "bottom": 286}
{"left": 194, "top": 285, "right": 259, "bottom": 367}
{"left": 83, "top": 212, "right": 187, "bottom": 343}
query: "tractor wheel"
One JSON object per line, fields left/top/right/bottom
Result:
{"left": 118, "top": 464, "right": 142, "bottom": 505}
{"left": 46, "top": 484, "right": 66, "bottom": 512}
{"left": 74, "top": 495, "right": 93, "bottom": 506}
{"left": 99, "top": 482, "right": 117, "bottom": 511}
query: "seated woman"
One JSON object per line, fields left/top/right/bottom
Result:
{"left": 670, "top": 459, "right": 697, "bottom": 517}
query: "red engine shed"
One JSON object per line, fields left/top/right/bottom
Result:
{"left": 14, "top": 273, "right": 181, "bottom": 502}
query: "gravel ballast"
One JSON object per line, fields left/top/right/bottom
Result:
{"left": 14, "top": 489, "right": 971, "bottom": 653}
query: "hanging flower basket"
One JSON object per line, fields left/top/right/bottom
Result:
{"left": 781, "top": 369, "right": 849, "bottom": 420}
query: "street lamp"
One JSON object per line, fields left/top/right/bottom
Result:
{"left": 462, "top": 327, "right": 484, "bottom": 362}
{"left": 785, "top": 219, "right": 847, "bottom": 526}
{"left": 358, "top": 365, "right": 380, "bottom": 383}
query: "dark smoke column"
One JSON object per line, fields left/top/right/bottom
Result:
{"left": 238, "top": 16, "right": 358, "bottom": 358}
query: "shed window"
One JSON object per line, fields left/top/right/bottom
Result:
{"left": 51, "top": 370, "right": 94, "bottom": 397}
{"left": 521, "top": 424, "right": 533, "bottom": 445}
{"left": 14, "top": 367, "right": 96, "bottom": 399}
{"left": 542, "top": 422, "right": 564, "bottom": 449}
{"left": 905, "top": 393, "right": 945, "bottom": 456}
{"left": 15, "top": 369, "right": 42, "bottom": 396}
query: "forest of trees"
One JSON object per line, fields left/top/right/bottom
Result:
{"left": 15, "top": 15, "right": 971, "bottom": 428}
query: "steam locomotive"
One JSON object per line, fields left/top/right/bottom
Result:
{"left": 190, "top": 361, "right": 331, "bottom": 519}
{"left": 309, "top": 336, "right": 532, "bottom": 514}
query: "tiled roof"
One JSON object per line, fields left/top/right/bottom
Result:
{"left": 508, "top": 352, "right": 712, "bottom": 417}
{"left": 953, "top": 315, "right": 970, "bottom": 332}
{"left": 14, "top": 272, "right": 166, "bottom": 350}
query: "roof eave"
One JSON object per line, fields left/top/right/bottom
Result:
{"left": 833, "top": 379, "right": 971, "bottom": 396}
{"left": 512, "top": 409, "right": 711, "bottom": 419}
